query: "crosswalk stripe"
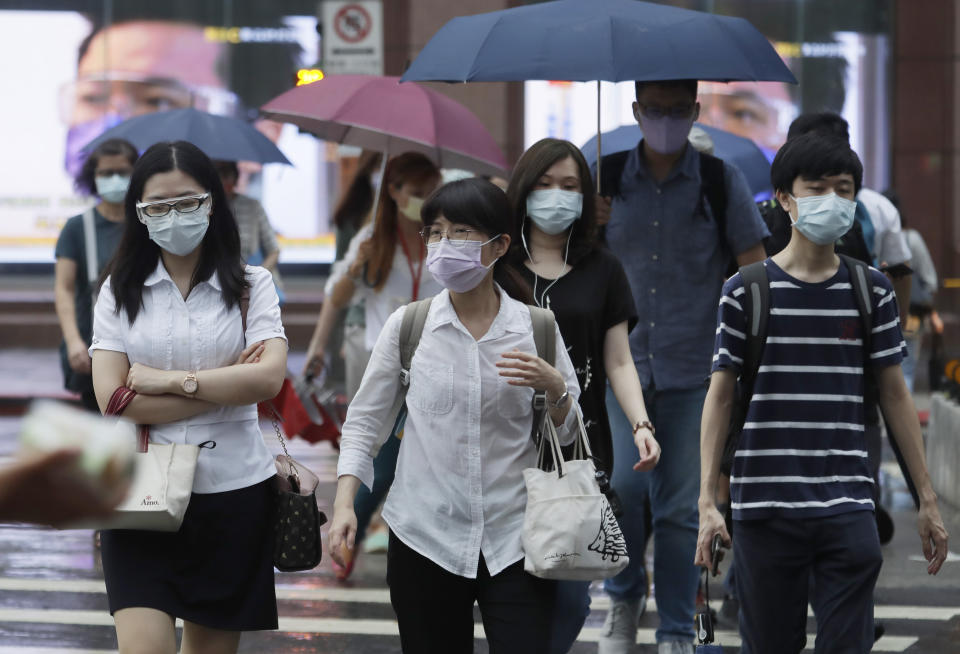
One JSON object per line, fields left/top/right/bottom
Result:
{"left": 0, "top": 577, "right": 954, "bottom": 625}
{"left": 0, "top": 609, "right": 919, "bottom": 651}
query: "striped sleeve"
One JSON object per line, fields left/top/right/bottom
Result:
{"left": 712, "top": 273, "right": 748, "bottom": 373}
{"left": 868, "top": 269, "right": 905, "bottom": 368}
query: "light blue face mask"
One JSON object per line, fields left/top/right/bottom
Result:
{"left": 95, "top": 174, "right": 130, "bottom": 204}
{"left": 526, "top": 189, "right": 583, "bottom": 235}
{"left": 789, "top": 192, "right": 856, "bottom": 245}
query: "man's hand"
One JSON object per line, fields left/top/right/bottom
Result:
{"left": 918, "top": 500, "right": 949, "bottom": 575}
{"left": 67, "top": 338, "right": 92, "bottom": 375}
{"left": 595, "top": 195, "right": 612, "bottom": 226}
{"left": 695, "top": 504, "right": 731, "bottom": 569}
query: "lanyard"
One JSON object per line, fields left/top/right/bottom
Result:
{"left": 397, "top": 228, "right": 425, "bottom": 301}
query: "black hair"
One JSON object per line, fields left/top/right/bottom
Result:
{"left": 333, "top": 151, "right": 383, "bottom": 231}
{"left": 213, "top": 160, "right": 240, "bottom": 182}
{"left": 882, "top": 188, "right": 905, "bottom": 226}
{"left": 75, "top": 138, "right": 139, "bottom": 196}
{"left": 786, "top": 112, "right": 851, "bottom": 143}
{"left": 635, "top": 79, "right": 698, "bottom": 102}
{"left": 422, "top": 178, "right": 533, "bottom": 304}
{"left": 107, "top": 141, "right": 246, "bottom": 323}
{"left": 771, "top": 132, "right": 863, "bottom": 195}
{"left": 505, "top": 138, "right": 597, "bottom": 267}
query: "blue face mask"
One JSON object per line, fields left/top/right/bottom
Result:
{"left": 789, "top": 192, "right": 856, "bottom": 245}
{"left": 526, "top": 189, "right": 583, "bottom": 235}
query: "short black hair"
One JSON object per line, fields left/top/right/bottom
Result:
{"left": 75, "top": 138, "right": 138, "bottom": 196}
{"left": 786, "top": 112, "right": 850, "bottom": 143}
{"left": 771, "top": 133, "right": 863, "bottom": 195}
{"left": 635, "top": 79, "right": 698, "bottom": 102}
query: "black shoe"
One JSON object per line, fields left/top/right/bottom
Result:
{"left": 874, "top": 621, "right": 885, "bottom": 642}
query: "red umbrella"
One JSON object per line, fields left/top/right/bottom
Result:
{"left": 260, "top": 74, "right": 508, "bottom": 176}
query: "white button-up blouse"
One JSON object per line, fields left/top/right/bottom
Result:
{"left": 337, "top": 288, "right": 581, "bottom": 578}
{"left": 90, "top": 264, "right": 285, "bottom": 494}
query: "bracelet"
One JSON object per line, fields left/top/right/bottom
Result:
{"left": 548, "top": 389, "right": 570, "bottom": 409}
{"left": 633, "top": 420, "right": 655, "bottom": 436}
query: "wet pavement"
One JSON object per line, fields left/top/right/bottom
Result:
{"left": 0, "top": 349, "right": 958, "bottom": 652}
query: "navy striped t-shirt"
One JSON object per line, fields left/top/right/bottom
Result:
{"left": 712, "top": 259, "right": 906, "bottom": 521}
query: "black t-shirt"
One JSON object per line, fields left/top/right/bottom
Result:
{"left": 518, "top": 247, "right": 638, "bottom": 475}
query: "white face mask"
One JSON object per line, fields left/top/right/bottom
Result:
{"left": 145, "top": 209, "right": 210, "bottom": 256}
{"left": 526, "top": 189, "right": 583, "bottom": 235}
{"left": 399, "top": 195, "right": 424, "bottom": 223}
{"left": 95, "top": 174, "right": 130, "bottom": 203}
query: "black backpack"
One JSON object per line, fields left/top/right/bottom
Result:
{"left": 720, "top": 254, "right": 877, "bottom": 474}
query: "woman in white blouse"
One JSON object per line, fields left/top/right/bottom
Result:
{"left": 90, "top": 141, "right": 287, "bottom": 654}
{"left": 329, "top": 178, "right": 581, "bottom": 654}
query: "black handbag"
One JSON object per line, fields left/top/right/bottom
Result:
{"left": 269, "top": 416, "right": 327, "bottom": 572}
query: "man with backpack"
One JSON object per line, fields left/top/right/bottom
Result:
{"left": 596, "top": 79, "right": 769, "bottom": 654}
{"left": 697, "top": 133, "right": 948, "bottom": 653}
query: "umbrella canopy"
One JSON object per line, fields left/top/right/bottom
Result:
{"left": 400, "top": 0, "right": 796, "bottom": 84}
{"left": 260, "top": 75, "right": 508, "bottom": 176}
{"left": 83, "top": 108, "right": 291, "bottom": 165}
{"left": 580, "top": 123, "right": 772, "bottom": 196}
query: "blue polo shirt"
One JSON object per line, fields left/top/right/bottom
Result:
{"left": 605, "top": 142, "right": 769, "bottom": 390}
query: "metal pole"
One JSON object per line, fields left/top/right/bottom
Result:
{"left": 596, "top": 80, "right": 602, "bottom": 194}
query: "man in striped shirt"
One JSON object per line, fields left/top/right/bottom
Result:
{"left": 696, "top": 133, "right": 948, "bottom": 653}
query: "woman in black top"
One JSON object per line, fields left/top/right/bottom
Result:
{"left": 506, "top": 138, "right": 660, "bottom": 654}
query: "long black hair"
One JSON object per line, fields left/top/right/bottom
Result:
{"left": 505, "top": 138, "right": 598, "bottom": 267}
{"left": 422, "top": 178, "right": 533, "bottom": 304}
{"left": 107, "top": 141, "right": 246, "bottom": 323}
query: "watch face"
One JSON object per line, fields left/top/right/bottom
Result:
{"left": 183, "top": 378, "right": 198, "bottom": 394}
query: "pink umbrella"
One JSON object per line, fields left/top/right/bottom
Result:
{"left": 260, "top": 74, "right": 508, "bottom": 176}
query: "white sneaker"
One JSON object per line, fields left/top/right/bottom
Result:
{"left": 657, "top": 641, "right": 694, "bottom": 654}
{"left": 598, "top": 598, "right": 641, "bottom": 654}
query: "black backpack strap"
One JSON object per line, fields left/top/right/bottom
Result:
{"left": 698, "top": 152, "right": 727, "bottom": 238}
{"left": 598, "top": 150, "right": 631, "bottom": 199}
{"left": 840, "top": 254, "right": 879, "bottom": 424}
{"left": 721, "top": 261, "right": 769, "bottom": 474}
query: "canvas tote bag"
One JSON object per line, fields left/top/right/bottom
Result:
{"left": 522, "top": 411, "right": 629, "bottom": 580}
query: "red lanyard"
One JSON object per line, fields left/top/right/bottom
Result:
{"left": 397, "top": 228, "right": 425, "bottom": 301}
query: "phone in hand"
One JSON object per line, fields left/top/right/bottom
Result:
{"left": 710, "top": 532, "right": 725, "bottom": 577}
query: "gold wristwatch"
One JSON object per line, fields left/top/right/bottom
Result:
{"left": 181, "top": 371, "right": 199, "bottom": 396}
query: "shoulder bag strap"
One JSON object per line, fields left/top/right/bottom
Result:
{"left": 82, "top": 208, "right": 99, "bottom": 304}
{"left": 398, "top": 298, "right": 433, "bottom": 388}
{"left": 527, "top": 305, "right": 557, "bottom": 444}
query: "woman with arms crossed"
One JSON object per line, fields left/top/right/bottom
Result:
{"left": 90, "top": 141, "right": 287, "bottom": 654}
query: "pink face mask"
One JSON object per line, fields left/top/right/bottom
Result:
{"left": 425, "top": 235, "right": 501, "bottom": 293}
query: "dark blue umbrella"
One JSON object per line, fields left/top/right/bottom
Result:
{"left": 82, "top": 108, "right": 291, "bottom": 165}
{"left": 580, "top": 123, "right": 772, "bottom": 197}
{"left": 400, "top": 0, "right": 796, "bottom": 84}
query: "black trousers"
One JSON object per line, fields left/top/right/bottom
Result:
{"left": 387, "top": 531, "right": 556, "bottom": 654}
{"left": 734, "top": 511, "right": 882, "bottom": 654}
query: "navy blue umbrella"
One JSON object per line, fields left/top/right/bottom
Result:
{"left": 401, "top": 0, "right": 794, "bottom": 191}
{"left": 82, "top": 108, "right": 291, "bottom": 165}
{"left": 400, "top": 0, "right": 795, "bottom": 84}
{"left": 580, "top": 123, "right": 772, "bottom": 197}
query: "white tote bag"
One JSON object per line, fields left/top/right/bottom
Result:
{"left": 94, "top": 440, "right": 202, "bottom": 531}
{"left": 522, "top": 412, "right": 629, "bottom": 581}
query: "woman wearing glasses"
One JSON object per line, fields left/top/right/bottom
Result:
{"left": 330, "top": 178, "right": 581, "bottom": 653}
{"left": 302, "top": 152, "right": 442, "bottom": 579}
{"left": 89, "top": 141, "right": 287, "bottom": 654}
{"left": 506, "top": 138, "right": 660, "bottom": 654}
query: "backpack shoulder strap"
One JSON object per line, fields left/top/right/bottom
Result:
{"left": 698, "top": 152, "right": 727, "bottom": 237}
{"left": 840, "top": 254, "right": 873, "bottom": 355}
{"left": 527, "top": 305, "right": 556, "bottom": 367}
{"left": 598, "top": 150, "right": 631, "bottom": 199}
{"left": 527, "top": 305, "right": 557, "bottom": 444}
{"left": 398, "top": 298, "right": 433, "bottom": 386}
{"left": 737, "top": 261, "right": 770, "bottom": 386}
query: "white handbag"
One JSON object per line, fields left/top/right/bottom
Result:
{"left": 522, "top": 411, "right": 629, "bottom": 581}
{"left": 97, "top": 440, "right": 204, "bottom": 531}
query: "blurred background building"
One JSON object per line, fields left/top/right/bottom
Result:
{"left": 0, "top": 0, "right": 957, "bottom": 361}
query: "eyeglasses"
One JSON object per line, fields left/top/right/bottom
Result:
{"left": 136, "top": 193, "right": 210, "bottom": 221}
{"left": 637, "top": 102, "right": 695, "bottom": 120}
{"left": 420, "top": 226, "right": 481, "bottom": 247}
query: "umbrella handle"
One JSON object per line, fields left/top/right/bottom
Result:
{"left": 370, "top": 152, "right": 388, "bottom": 228}
{"left": 596, "top": 80, "right": 602, "bottom": 195}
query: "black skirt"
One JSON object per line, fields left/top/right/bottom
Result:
{"left": 101, "top": 477, "right": 278, "bottom": 631}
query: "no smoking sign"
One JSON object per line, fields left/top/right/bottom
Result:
{"left": 334, "top": 4, "right": 372, "bottom": 44}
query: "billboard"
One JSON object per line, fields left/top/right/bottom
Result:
{"left": 0, "top": 2, "right": 335, "bottom": 265}
{"left": 524, "top": 0, "right": 893, "bottom": 191}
